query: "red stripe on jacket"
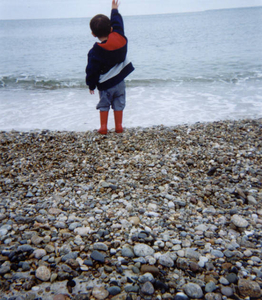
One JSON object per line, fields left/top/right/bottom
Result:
{"left": 98, "top": 32, "right": 126, "bottom": 51}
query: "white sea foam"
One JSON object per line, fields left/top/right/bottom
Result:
{"left": 1, "top": 83, "right": 262, "bottom": 132}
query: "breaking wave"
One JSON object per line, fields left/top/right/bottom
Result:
{"left": 1, "top": 70, "right": 261, "bottom": 90}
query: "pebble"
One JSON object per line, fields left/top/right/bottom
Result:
{"left": 35, "top": 265, "right": 51, "bottom": 281}
{"left": 248, "top": 195, "right": 257, "bottom": 205}
{"left": 226, "top": 272, "right": 238, "bottom": 284}
{"left": 141, "top": 264, "right": 159, "bottom": 276}
{"left": 174, "top": 292, "right": 189, "bottom": 300}
{"left": 238, "top": 278, "right": 262, "bottom": 298}
{"left": 133, "top": 244, "right": 154, "bottom": 257}
{"left": 0, "top": 119, "right": 262, "bottom": 299}
{"left": 221, "top": 286, "right": 233, "bottom": 297}
{"left": 158, "top": 254, "right": 174, "bottom": 267}
{"left": 205, "top": 293, "right": 222, "bottom": 300}
{"left": 183, "top": 282, "right": 204, "bottom": 298}
{"left": 198, "top": 256, "right": 208, "bottom": 267}
{"left": 33, "top": 249, "right": 47, "bottom": 259}
{"left": 92, "top": 286, "right": 109, "bottom": 300}
{"left": 93, "top": 242, "right": 108, "bottom": 251}
{"left": 121, "top": 247, "right": 134, "bottom": 258}
{"left": 205, "top": 281, "right": 217, "bottom": 293}
{"left": 139, "top": 272, "right": 154, "bottom": 283}
{"left": 90, "top": 250, "right": 105, "bottom": 263}
{"left": 231, "top": 214, "right": 249, "bottom": 228}
{"left": 141, "top": 281, "right": 155, "bottom": 295}
{"left": 107, "top": 286, "right": 121, "bottom": 296}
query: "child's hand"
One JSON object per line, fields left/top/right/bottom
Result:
{"left": 112, "top": 0, "right": 119, "bottom": 10}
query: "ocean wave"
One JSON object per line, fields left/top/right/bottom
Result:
{"left": 0, "top": 75, "right": 85, "bottom": 90}
{"left": 1, "top": 71, "right": 261, "bottom": 90}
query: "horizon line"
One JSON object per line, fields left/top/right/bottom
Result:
{"left": 0, "top": 5, "right": 261, "bottom": 21}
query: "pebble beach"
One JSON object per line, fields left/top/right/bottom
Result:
{"left": 0, "top": 118, "right": 262, "bottom": 300}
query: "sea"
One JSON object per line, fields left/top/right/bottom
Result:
{"left": 0, "top": 6, "right": 262, "bottom": 132}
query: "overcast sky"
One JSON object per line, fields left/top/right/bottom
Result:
{"left": 0, "top": 0, "right": 262, "bottom": 20}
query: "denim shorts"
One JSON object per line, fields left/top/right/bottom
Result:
{"left": 97, "top": 81, "right": 126, "bottom": 111}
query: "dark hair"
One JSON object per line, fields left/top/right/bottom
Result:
{"left": 90, "top": 14, "right": 111, "bottom": 38}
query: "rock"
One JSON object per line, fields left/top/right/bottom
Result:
{"left": 154, "top": 279, "right": 169, "bottom": 292}
{"left": 111, "top": 293, "right": 127, "bottom": 300}
{"left": 26, "top": 191, "right": 34, "bottom": 197}
{"left": 33, "top": 249, "right": 47, "bottom": 259}
{"left": 17, "top": 245, "right": 34, "bottom": 252}
{"left": 0, "top": 227, "right": 8, "bottom": 236}
{"left": 133, "top": 244, "right": 154, "bottom": 257}
{"left": 124, "top": 284, "right": 140, "bottom": 293}
{"left": 247, "top": 195, "right": 257, "bottom": 205}
{"left": 121, "top": 247, "right": 134, "bottom": 258}
{"left": 48, "top": 208, "right": 62, "bottom": 215}
{"left": 205, "top": 281, "right": 217, "bottom": 293}
{"left": 195, "top": 224, "right": 208, "bottom": 231}
{"left": 93, "top": 242, "right": 108, "bottom": 251}
{"left": 31, "top": 234, "right": 43, "bottom": 245}
{"left": 45, "top": 244, "right": 55, "bottom": 253}
{"left": 207, "top": 167, "right": 217, "bottom": 176}
{"left": 141, "top": 281, "right": 155, "bottom": 295}
{"left": 21, "top": 261, "right": 30, "bottom": 271}
{"left": 231, "top": 214, "right": 249, "bottom": 228}
{"left": 0, "top": 224, "right": 11, "bottom": 236}
{"left": 54, "top": 221, "right": 66, "bottom": 229}
{"left": 61, "top": 252, "right": 77, "bottom": 262}
{"left": 66, "top": 258, "right": 80, "bottom": 269}
{"left": 0, "top": 213, "right": 6, "bottom": 221}
{"left": 74, "top": 227, "right": 91, "bottom": 236}
{"left": 35, "top": 265, "right": 51, "bottom": 281}
{"left": 0, "top": 264, "right": 10, "bottom": 275}
{"left": 186, "top": 159, "right": 194, "bottom": 166}
{"left": 73, "top": 295, "right": 89, "bottom": 300}
{"left": 92, "top": 285, "right": 109, "bottom": 300}
{"left": 211, "top": 249, "right": 224, "bottom": 258}
{"left": 205, "top": 293, "right": 222, "bottom": 300}
{"left": 158, "top": 254, "right": 174, "bottom": 267}
{"left": 128, "top": 216, "right": 140, "bottom": 225}
{"left": 226, "top": 272, "right": 238, "bottom": 284}
{"left": 198, "top": 256, "right": 208, "bottom": 267}
{"left": 189, "top": 261, "right": 199, "bottom": 272}
{"left": 141, "top": 265, "right": 159, "bottom": 276}
{"left": 90, "top": 250, "right": 105, "bottom": 263}
{"left": 107, "top": 286, "right": 121, "bottom": 296}
{"left": 84, "top": 259, "right": 93, "bottom": 266}
{"left": 53, "top": 295, "right": 70, "bottom": 300}
{"left": 221, "top": 286, "right": 233, "bottom": 297}
{"left": 176, "top": 258, "right": 188, "bottom": 270}
{"left": 185, "top": 248, "right": 200, "bottom": 260}
{"left": 219, "top": 277, "right": 229, "bottom": 285}
{"left": 235, "top": 187, "right": 246, "bottom": 199}
{"left": 173, "top": 292, "right": 189, "bottom": 300}
{"left": 238, "top": 278, "right": 262, "bottom": 298}
{"left": 139, "top": 272, "right": 154, "bottom": 283}
{"left": 183, "top": 282, "right": 203, "bottom": 299}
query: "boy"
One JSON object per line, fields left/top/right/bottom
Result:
{"left": 85, "top": 0, "right": 134, "bottom": 134}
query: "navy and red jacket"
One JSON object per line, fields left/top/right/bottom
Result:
{"left": 85, "top": 9, "right": 134, "bottom": 91}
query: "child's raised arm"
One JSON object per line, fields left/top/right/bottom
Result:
{"left": 112, "top": 0, "right": 120, "bottom": 10}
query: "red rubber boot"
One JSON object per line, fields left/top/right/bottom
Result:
{"left": 114, "top": 110, "right": 123, "bottom": 133}
{"left": 98, "top": 111, "right": 108, "bottom": 135}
